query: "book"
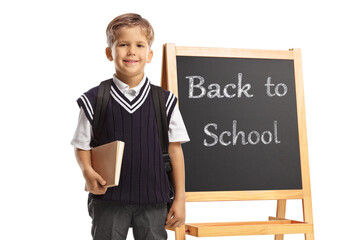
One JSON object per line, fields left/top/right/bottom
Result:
{"left": 90, "top": 140, "right": 125, "bottom": 188}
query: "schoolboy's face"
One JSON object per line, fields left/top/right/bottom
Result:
{"left": 106, "top": 26, "right": 153, "bottom": 83}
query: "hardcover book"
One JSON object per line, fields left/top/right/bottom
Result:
{"left": 90, "top": 140, "right": 125, "bottom": 188}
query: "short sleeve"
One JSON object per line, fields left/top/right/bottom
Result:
{"left": 76, "top": 86, "right": 98, "bottom": 124}
{"left": 71, "top": 86, "right": 98, "bottom": 150}
{"left": 164, "top": 90, "right": 190, "bottom": 144}
{"left": 168, "top": 105, "right": 190, "bottom": 144}
{"left": 70, "top": 108, "right": 93, "bottom": 150}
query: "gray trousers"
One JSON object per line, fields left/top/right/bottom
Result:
{"left": 88, "top": 198, "right": 168, "bottom": 240}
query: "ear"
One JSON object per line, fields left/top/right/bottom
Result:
{"left": 106, "top": 47, "right": 113, "bottom": 61}
{"left": 146, "top": 49, "right": 153, "bottom": 63}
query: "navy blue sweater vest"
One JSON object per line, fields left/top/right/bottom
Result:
{"left": 77, "top": 78, "right": 177, "bottom": 204}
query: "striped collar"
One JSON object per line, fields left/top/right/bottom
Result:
{"left": 110, "top": 75, "right": 151, "bottom": 114}
{"left": 112, "top": 74, "right": 147, "bottom": 98}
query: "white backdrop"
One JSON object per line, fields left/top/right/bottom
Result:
{"left": 1, "top": 0, "right": 359, "bottom": 239}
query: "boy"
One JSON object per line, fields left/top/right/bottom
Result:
{"left": 71, "top": 13, "right": 190, "bottom": 240}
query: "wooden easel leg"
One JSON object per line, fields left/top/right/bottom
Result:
{"left": 274, "top": 199, "right": 286, "bottom": 240}
{"left": 305, "top": 233, "right": 314, "bottom": 240}
{"left": 174, "top": 225, "right": 186, "bottom": 240}
{"left": 302, "top": 198, "right": 314, "bottom": 240}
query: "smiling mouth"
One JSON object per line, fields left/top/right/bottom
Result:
{"left": 123, "top": 59, "right": 139, "bottom": 63}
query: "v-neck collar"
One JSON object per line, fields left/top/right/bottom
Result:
{"left": 110, "top": 76, "right": 151, "bottom": 114}
{"left": 112, "top": 74, "right": 146, "bottom": 100}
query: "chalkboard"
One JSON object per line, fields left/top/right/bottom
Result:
{"left": 176, "top": 56, "right": 302, "bottom": 192}
{"left": 161, "top": 45, "right": 314, "bottom": 238}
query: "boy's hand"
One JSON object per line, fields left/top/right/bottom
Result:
{"left": 83, "top": 167, "right": 108, "bottom": 195}
{"left": 165, "top": 198, "right": 185, "bottom": 229}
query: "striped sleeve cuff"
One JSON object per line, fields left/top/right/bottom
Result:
{"left": 76, "top": 93, "right": 95, "bottom": 124}
{"left": 165, "top": 92, "right": 177, "bottom": 125}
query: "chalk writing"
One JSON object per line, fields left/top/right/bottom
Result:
{"left": 204, "top": 120, "right": 280, "bottom": 147}
{"left": 186, "top": 73, "right": 254, "bottom": 99}
{"left": 265, "top": 77, "right": 288, "bottom": 97}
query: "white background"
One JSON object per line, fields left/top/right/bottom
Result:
{"left": 1, "top": 0, "right": 359, "bottom": 239}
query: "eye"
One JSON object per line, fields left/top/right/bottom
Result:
{"left": 137, "top": 44, "right": 144, "bottom": 48}
{"left": 118, "top": 43, "right": 127, "bottom": 47}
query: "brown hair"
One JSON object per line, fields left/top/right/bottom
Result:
{"left": 106, "top": 13, "right": 154, "bottom": 48}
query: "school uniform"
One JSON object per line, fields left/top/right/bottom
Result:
{"left": 71, "top": 74, "right": 190, "bottom": 240}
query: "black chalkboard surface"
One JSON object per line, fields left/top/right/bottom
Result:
{"left": 176, "top": 56, "right": 302, "bottom": 192}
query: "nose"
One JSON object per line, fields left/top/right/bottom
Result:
{"left": 127, "top": 45, "right": 136, "bottom": 56}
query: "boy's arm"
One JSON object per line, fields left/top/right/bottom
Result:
{"left": 168, "top": 142, "right": 186, "bottom": 201}
{"left": 74, "top": 147, "right": 107, "bottom": 195}
{"left": 165, "top": 142, "right": 186, "bottom": 228}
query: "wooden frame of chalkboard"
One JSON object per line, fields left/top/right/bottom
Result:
{"left": 161, "top": 44, "right": 314, "bottom": 239}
